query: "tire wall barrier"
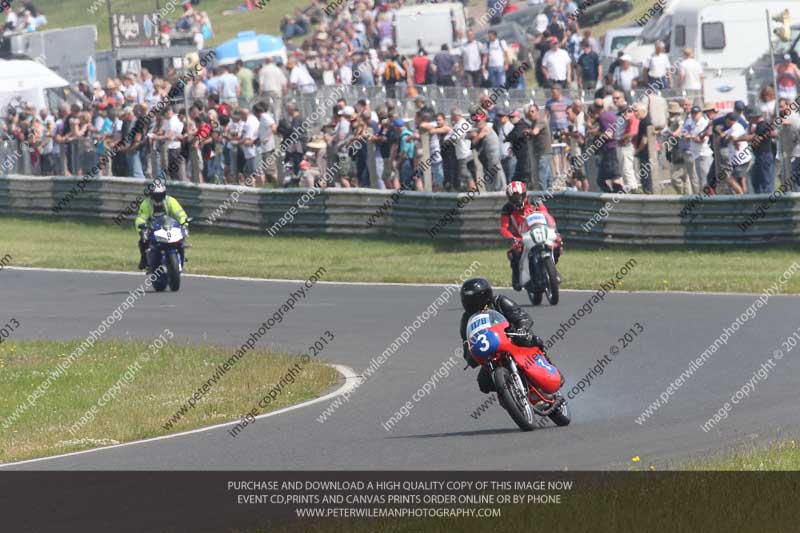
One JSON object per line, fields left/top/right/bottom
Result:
{"left": 3, "top": 175, "right": 799, "bottom": 246}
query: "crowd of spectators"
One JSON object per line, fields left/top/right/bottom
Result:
{"left": 2, "top": 0, "right": 46, "bottom": 35}
{"left": 2, "top": 0, "right": 799, "bottom": 196}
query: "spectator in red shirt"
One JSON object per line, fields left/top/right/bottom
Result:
{"left": 411, "top": 48, "right": 431, "bottom": 86}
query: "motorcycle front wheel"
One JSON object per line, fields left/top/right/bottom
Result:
{"left": 544, "top": 257, "right": 560, "bottom": 305}
{"left": 167, "top": 253, "right": 181, "bottom": 292}
{"left": 528, "top": 290, "right": 543, "bottom": 306}
{"left": 149, "top": 252, "right": 168, "bottom": 292}
{"left": 492, "top": 366, "right": 537, "bottom": 431}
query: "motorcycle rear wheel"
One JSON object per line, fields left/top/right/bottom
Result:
{"left": 492, "top": 366, "right": 537, "bottom": 431}
{"left": 548, "top": 397, "right": 571, "bottom": 426}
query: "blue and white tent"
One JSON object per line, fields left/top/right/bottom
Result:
{"left": 214, "top": 31, "right": 287, "bottom": 66}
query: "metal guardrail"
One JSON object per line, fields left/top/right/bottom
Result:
{"left": 2, "top": 175, "right": 799, "bottom": 246}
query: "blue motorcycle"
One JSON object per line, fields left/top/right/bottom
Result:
{"left": 140, "top": 215, "right": 191, "bottom": 292}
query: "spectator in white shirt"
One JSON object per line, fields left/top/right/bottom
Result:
{"left": 239, "top": 107, "right": 260, "bottom": 181}
{"left": 288, "top": 57, "right": 317, "bottom": 94}
{"left": 483, "top": 30, "right": 508, "bottom": 88}
{"left": 156, "top": 107, "right": 185, "bottom": 181}
{"left": 254, "top": 101, "right": 277, "bottom": 186}
{"left": 541, "top": 38, "right": 572, "bottom": 88}
{"left": 645, "top": 41, "right": 672, "bottom": 90}
{"left": 679, "top": 48, "right": 704, "bottom": 92}
{"left": 461, "top": 30, "right": 484, "bottom": 88}
{"left": 681, "top": 105, "right": 713, "bottom": 194}
{"left": 613, "top": 55, "right": 639, "bottom": 92}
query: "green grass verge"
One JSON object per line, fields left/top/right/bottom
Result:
{"left": 686, "top": 438, "right": 800, "bottom": 471}
{"left": 0, "top": 337, "right": 338, "bottom": 463}
{"left": 2, "top": 215, "right": 800, "bottom": 294}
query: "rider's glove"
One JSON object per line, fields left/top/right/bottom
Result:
{"left": 463, "top": 341, "right": 479, "bottom": 368}
{"left": 531, "top": 335, "right": 545, "bottom": 349}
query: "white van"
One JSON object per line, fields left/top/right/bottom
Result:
{"left": 669, "top": 0, "right": 800, "bottom": 74}
{"left": 603, "top": 26, "right": 643, "bottom": 60}
{"left": 393, "top": 3, "right": 468, "bottom": 56}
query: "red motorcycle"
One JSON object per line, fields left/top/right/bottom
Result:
{"left": 467, "top": 309, "right": 571, "bottom": 431}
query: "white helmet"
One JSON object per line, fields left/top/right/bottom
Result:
{"left": 151, "top": 180, "right": 166, "bottom": 203}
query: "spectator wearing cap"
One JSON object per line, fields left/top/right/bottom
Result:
{"left": 613, "top": 54, "right": 639, "bottom": 92}
{"left": 681, "top": 104, "right": 713, "bottom": 194}
{"left": 665, "top": 99, "right": 690, "bottom": 193}
{"left": 779, "top": 98, "right": 800, "bottom": 192}
{"left": 469, "top": 111, "right": 506, "bottom": 191}
{"left": 541, "top": 37, "right": 571, "bottom": 88}
{"left": 329, "top": 105, "right": 356, "bottom": 186}
{"left": 394, "top": 118, "right": 418, "bottom": 190}
{"left": 720, "top": 112, "right": 751, "bottom": 195}
{"left": 743, "top": 107, "right": 777, "bottom": 194}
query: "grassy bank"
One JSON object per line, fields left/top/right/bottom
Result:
{"left": 0, "top": 337, "right": 338, "bottom": 463}
{"left": 2, "top": 215, "right": 800, "bottom": 293}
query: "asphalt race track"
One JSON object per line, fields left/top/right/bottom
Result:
{"left": 3, "top": 267, "right": 799, "bottom": 471}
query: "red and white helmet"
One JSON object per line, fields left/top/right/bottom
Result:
{"left": 506, "top": 181, "right": 528, "bottom": 208}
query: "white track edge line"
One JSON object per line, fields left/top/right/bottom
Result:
{"left": 0, "top": 363, "right": 359, "bottom": 469}
{"left": 4, "top": 266, "right": 792, "bottom": 297}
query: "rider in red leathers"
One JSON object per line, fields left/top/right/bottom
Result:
{"left": 501, "top": 181, "right": 562, "bottom": 291}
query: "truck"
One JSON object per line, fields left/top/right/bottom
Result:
{"left": 667, "top": 0, "right": 800, "bottom": 76}
{"left": 393, "top": 2, "right": 468, "bottom": 56}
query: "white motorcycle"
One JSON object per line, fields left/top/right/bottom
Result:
{"left": 518, "top": 212, "right": 560, "bottom": 306}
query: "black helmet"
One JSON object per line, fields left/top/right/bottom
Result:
{"left": 461, "top": 277, "right": 493, "bottom": 314}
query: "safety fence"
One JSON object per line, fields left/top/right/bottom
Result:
{"left": 2, "top": 175, "right": 799, "bottom": 245}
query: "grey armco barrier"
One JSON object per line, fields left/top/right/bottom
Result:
{"left": 3, "top": 175, "right": 800, "bottom": 246}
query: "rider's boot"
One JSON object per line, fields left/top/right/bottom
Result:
{"left": 509, "top": 251, "right": 522, "bottom": 291}
{"left": 138, "top": 240, "right": 147, "bottom": 270}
